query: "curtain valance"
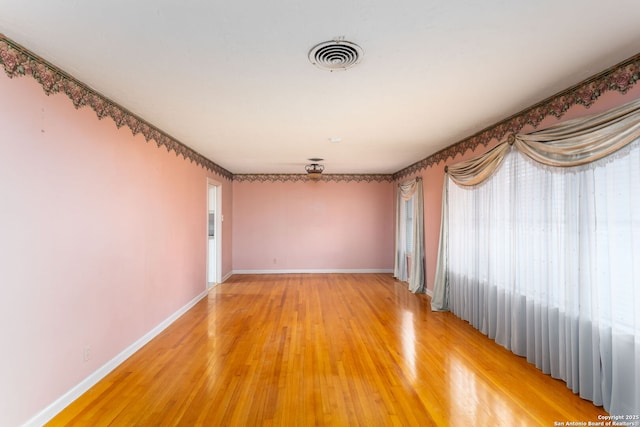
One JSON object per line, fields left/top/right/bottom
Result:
{"left": 447, "top": 97, "right": 640, "bottom": 186}
{"left": 398, "top": 177, "right": 421, "bottom": 200}
{"left": 447, "top": 143, "right": 511, "bottom": 187}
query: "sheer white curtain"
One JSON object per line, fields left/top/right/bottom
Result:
{"left": 394, "top": 178, "right": 425, "bottom": 293}
{"left": 431, "top": 99, "right": 640, "bottom": 413}
{"left": 446, "top": 143, "right": 640, "bottom": 414}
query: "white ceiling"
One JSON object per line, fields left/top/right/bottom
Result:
{"left": 1, "top": 1, "right": 639, "bottom": 174}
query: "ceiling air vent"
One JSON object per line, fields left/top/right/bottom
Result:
{"left": 308, "top": 40, "right": 363, "bottom": 71}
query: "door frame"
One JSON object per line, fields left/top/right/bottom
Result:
{"left": 207, "top": 178, "right": 223, "bottom": 288}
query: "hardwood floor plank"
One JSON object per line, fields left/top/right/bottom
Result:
{"left": 48, "top": 274, "right": 607, "bottom": 426}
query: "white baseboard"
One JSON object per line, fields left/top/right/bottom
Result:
{"left": 221, "top": 271, "right": 234, "bottom": 282}
{"left": 232, "top": 269, "right": 394, "bottom": 275}
{"left": 425, "top": 288, "right": 433, "bottom": 297}
{"left": 23, "top": 289, "right": 208, "bottom": 427}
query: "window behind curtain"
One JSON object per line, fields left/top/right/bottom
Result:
{"left": 446, "top": 143, "right": 640, "bottom": 414}
{"left": 405, "top": 197, "right": 414, "bottom": 253}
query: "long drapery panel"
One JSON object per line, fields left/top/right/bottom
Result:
{"left": 430, "top": 178, "right": 449, "bottom": 311}
{"left": 394, "top": 178, "right": 425, "bottom": 293}
{"left": 432, "top": 98, "right": 640, "bottom": 414}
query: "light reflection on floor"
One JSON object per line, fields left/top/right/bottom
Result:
{"left": 447, "top": 352, "right": 517, "bottom": 425}
{"left": 401, "top": 309, "right": 417, "bottom": 381}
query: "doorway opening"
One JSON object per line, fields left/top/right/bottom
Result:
{"left": 207, "top": 179, "right": 222, "bottom": 288}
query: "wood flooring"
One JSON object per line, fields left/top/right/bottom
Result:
{"left": 49, "top": 274, "right": 607, "bottom": 426}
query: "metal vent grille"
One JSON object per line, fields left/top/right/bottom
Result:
{"left": 308, "top": 40, "right": 363, "bottom": 71}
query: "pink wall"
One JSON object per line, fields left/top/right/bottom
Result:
{"left": 416, "top": 84, "right": 640, "bottom": 293}
{"left": 232, "top": 180, "right": 394, "bottom": 271}
{"left": 0, "top": 73, "right": 233, "bottom": 426}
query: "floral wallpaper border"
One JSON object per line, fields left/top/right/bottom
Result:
{"left": 2, "top": 34, "right": 639, "bottom": 184}
{"left": 0, "top": 35, "right": 234, "bottom": 181}
{"left": 392, "top": 52, "right": 640, "bottom": 180}
{"left": 233, "top": 173, "right": 393, "bottom": 183}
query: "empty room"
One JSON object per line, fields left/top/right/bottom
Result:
{"left": 1, "top": 2, "right": 640, "bottom": 426}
